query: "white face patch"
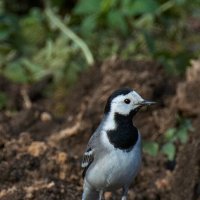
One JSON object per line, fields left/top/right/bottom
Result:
{"left": 102, "top": 90, "right": 144, "bottom": 132}
{"left": 109, "top": 91, "right": 144, "bottom": 116}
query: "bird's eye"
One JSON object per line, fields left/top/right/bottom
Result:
{"left": 124, "top": 99, "right": 130, "bottom": 104}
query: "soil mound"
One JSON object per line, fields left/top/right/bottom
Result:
{"left": 0, "top": 58, "right": 199, "bottom": 200}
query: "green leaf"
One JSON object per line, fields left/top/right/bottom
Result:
{"left": 123, "top": 0, "right": 159, "bottom": 16}
{"left": 161, "top": 142, "right": 176, "bottom": 161}
{"left": 81, "top": 15, "right": 97, "bottom": 36}
{"left": 0, "top": 25, "right": 11, "bottom": 40}
{"left": 74, "top": 0, "right": 101, "bottom": 15}
{"left": 107, "top": 10, "right": 128, "bottom": 34}
{"left": 20, "top": 12, "right": 46, "bottom": 46}
{"left": 100, "top": 0, "right": 118, "bottom": 13}
{"left": 135, "top": 13, "right": 154, "bottom": 29}
{"left": 143, "top": 30, "right": 156, "bottom": 55}
{"left": 164, "top": 128, "right": 176, "bottom": 141}
{"left": 21, "top": 58, "right": 44, "bottom": 81}
{"left": 143, "top": 141, "right": 159, "bottom": 157}
{"left": 4, "top": 62, "right": 29, "bottom": 83}
{"left": 0, "top": 15, "right": 19, "bottom": 40}
{"left": 176, "top": 128, "right": 188, "bottom": 144}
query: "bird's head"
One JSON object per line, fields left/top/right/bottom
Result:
{"left": 104, "top": 88, "right": 156, "bottom": 117}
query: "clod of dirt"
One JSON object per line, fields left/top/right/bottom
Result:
{"left": 40, "top": 112, "right": 52, "bottom": 122}
{"left": 28, "top": 141, "right": 47, "bottom": 157}
{"left": 174, "top": 59, "right": 200, "bottom": 116}
{"left": 186, "top": 59, "right": 200, "bottom": 81}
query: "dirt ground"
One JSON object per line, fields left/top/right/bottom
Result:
{"left": 0, "top": 58, "right": 200, "bottom": 200}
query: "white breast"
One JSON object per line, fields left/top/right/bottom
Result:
{"left": 86, "top": 133, "right": 142, "bottom": 191}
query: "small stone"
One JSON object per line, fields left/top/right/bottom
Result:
{"left": 28, "top": 141, "right": 47, "bottom": 157}
{"left": 56, "top": 152, "right": 68, "bottom": 165}
{"left": 40, "top": 112, "right": 52, "bottom": 122}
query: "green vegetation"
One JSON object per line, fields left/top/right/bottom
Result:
{"left": 1, "top": 0, "right": 200, "bottom": 86}
{"left": 0, "top": 91, "right": 8, "bottom": 109}
{"left": 0, "top": 6, "right": 91, "bottom": 85}
{"left": 143, "top": 118, "right": 194, "bottom": 160}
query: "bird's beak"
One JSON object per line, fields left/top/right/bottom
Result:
{"left": 137, "top": 100, "right": 157, "bottom": 106}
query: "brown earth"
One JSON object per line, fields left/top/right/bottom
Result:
{"left": 0, "top": 58, "right": 200, "bottom": 200}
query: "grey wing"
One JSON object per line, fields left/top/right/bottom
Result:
{"left": 81, "top": 147, "right": 94, "bottom": 178}
{"left": 81, "top": 124, "right": 103, "bottom": 178}
{"left": 81, "top": 147, "right": 94, "bottom": 168}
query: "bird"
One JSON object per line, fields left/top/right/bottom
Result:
{"left": 81, "top": 88, "right": 156, "bottom": 200}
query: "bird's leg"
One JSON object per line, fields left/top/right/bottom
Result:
{"left": 99, "top": 190, "right": 104, "bottom": 200}
{"left": 121, "top": 187, "right": 128, "bottom": 200}
{"left": 82, "top": 180, "right": 99, "bottom": 200}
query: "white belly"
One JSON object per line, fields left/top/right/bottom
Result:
{"left": 86, "top": 135, "right": 142, "bottom": 191}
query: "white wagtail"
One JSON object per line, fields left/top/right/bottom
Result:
{"left": 81, "top": 88, "right": 156, "bottom": 200}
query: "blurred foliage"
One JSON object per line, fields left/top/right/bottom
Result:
{"left": 143, "top": 117, "right": 193, "bottom": 160}
{"left": 0, "top": 0, "right": 200, "bottom": 86}
{"left": 161, "top": 118, "right": 193, "bottom": 160}
{"left": 72, "top": 0, "right": 200, "bottom": 74}
{"left": 143, "top": 141, "right": 159, "bottom": 157}
{"left": 0, "top": 91, "right": 8, "bottom": 109}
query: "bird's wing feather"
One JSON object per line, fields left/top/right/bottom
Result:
{"left": 81, "top": 147, "right": 94, "bottom": 178}
{"left": 81, "top": 147, "right": 94, "bottom": 168}
{"left": 81, "top": 122, "right": 103, "bottom": 178}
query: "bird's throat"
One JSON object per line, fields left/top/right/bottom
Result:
{"left": 106, "top": 112, "right": 138, "bottom": 151}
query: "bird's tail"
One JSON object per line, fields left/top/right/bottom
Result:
{"left": 82, "top": 180, "right": 99, "bottom": 200}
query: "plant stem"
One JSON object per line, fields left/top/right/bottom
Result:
{"left": 45, "top": 8, "right": 94, "bottom": 66}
